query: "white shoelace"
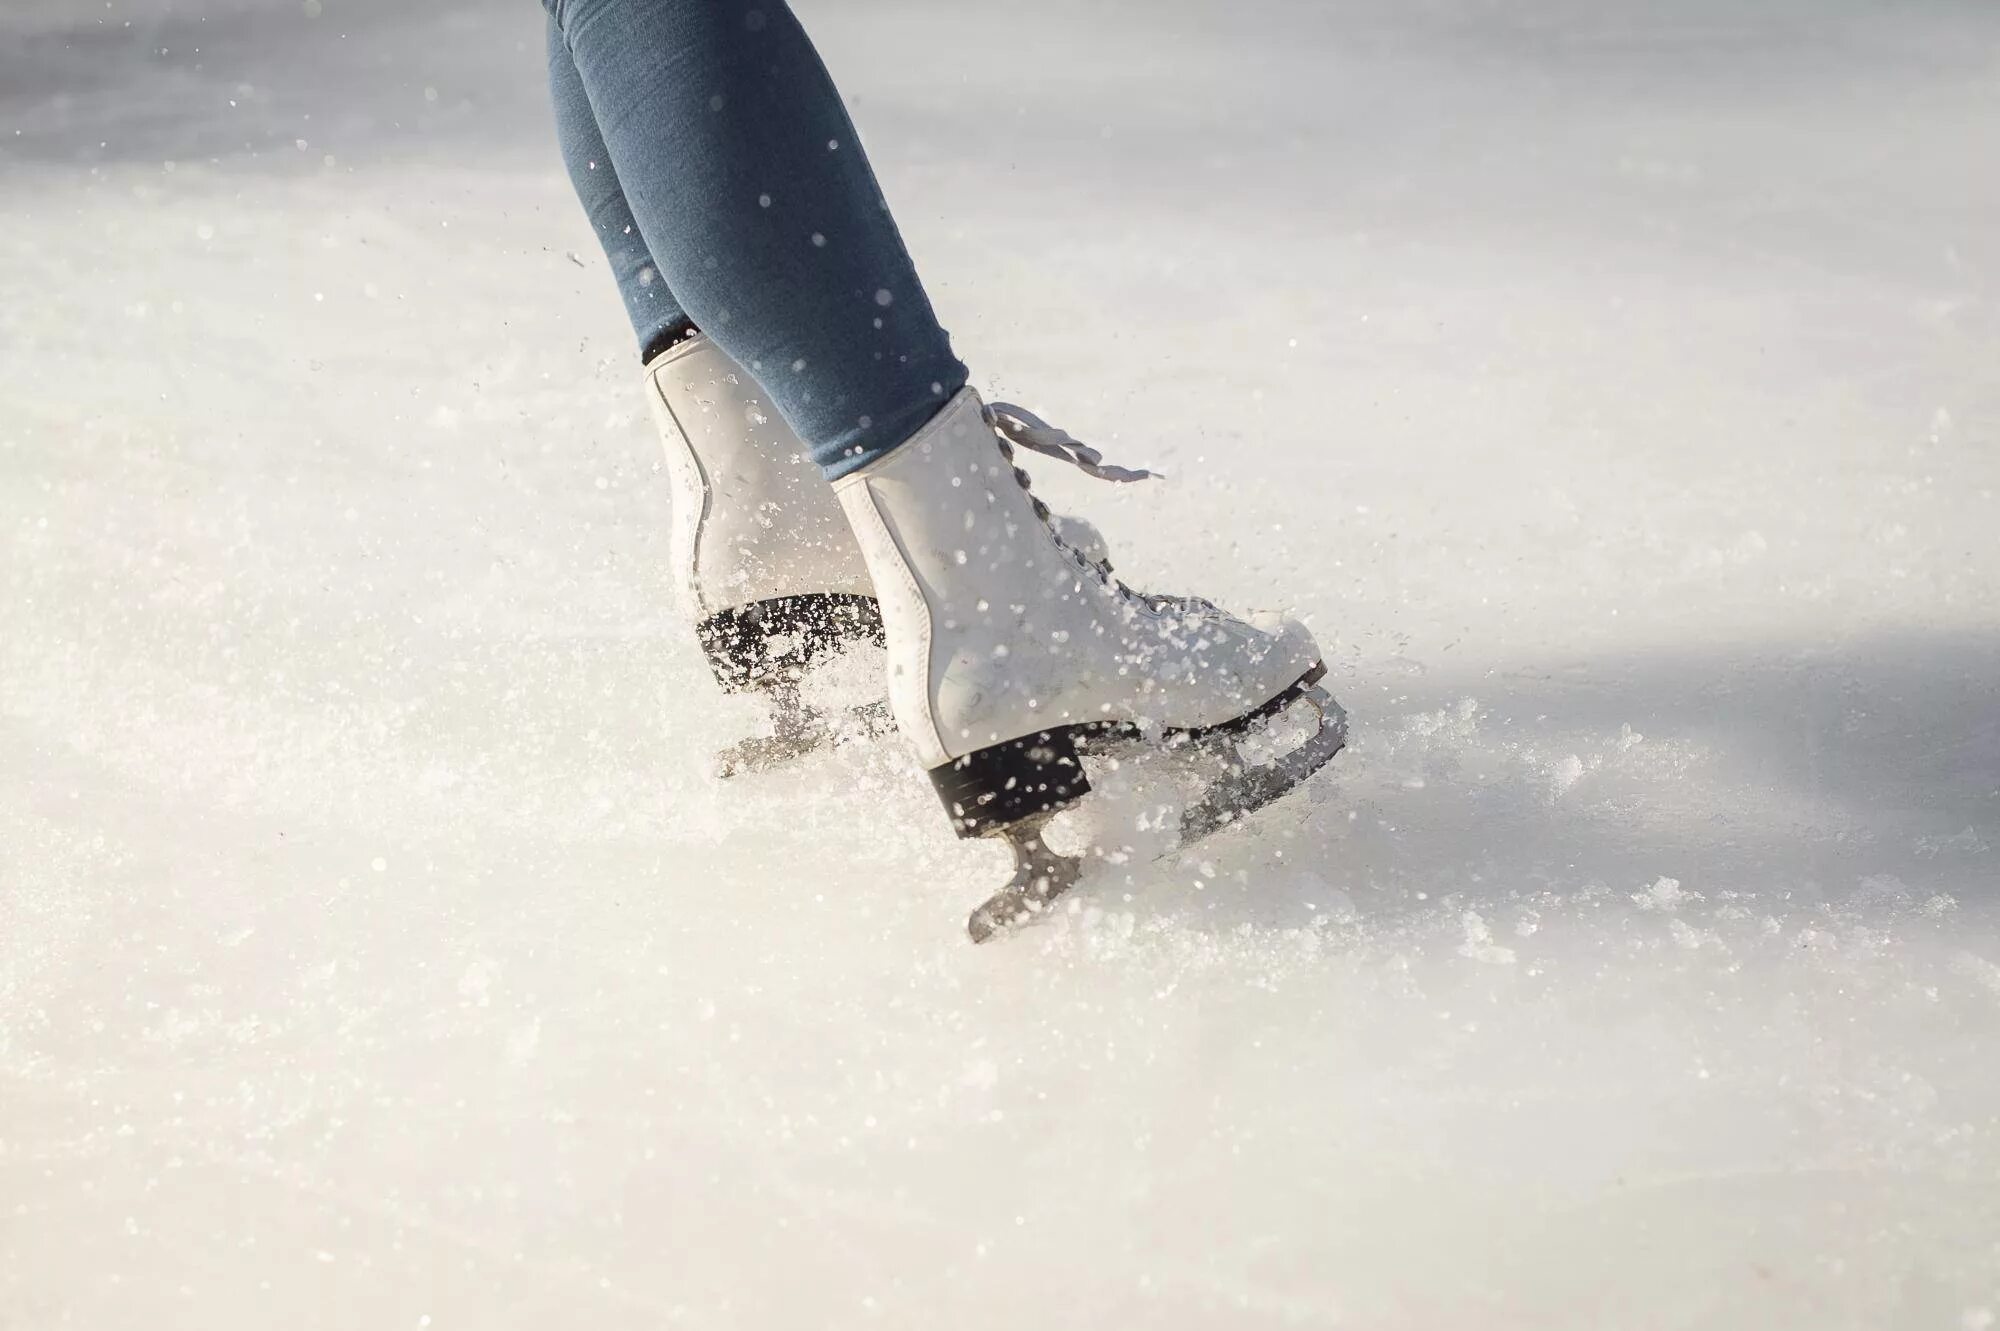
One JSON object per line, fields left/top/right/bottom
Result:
{"left": 978, "top": 400, "right": 1222, "bottom": 617}
{"left": 984, "top": 401, "right": 1163, "bottom": 484}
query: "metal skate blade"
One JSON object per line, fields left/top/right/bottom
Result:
{"left": 963, "top": 684, "right": 1346, "bottom": 943}
{"left": 967, "top": 816, "right": 1084, "bottom": 943}
{"left": 712, "top": 690, "right": 897, "bottom": 779}
{"left": 712, "top": 730, "right": 830, "bottom": 779}
{"left": 1178, "top": 685, "right": 1348, "bottom": 844}
{"left": 711, "top": 682, "right": 830, "bottom": 779}
{"left": 847, "top": 699, "right": 896, "bottom": 740}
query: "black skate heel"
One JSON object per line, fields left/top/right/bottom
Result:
{"left": 928, "top": 727, "right": 1092, "bottom": 839}
{"left": 696, "top": 593, "right": 881, "bottom": 693}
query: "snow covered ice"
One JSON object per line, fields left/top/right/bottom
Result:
{"left": 3, "top": 0, "right": 1998, "bottom": 1326}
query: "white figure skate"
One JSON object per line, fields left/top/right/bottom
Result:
{"left": 834, "top": 388, "right": 1348, "bottom": 940}
{"left": 644, "top": 334, "right": 886, "bottom": 776}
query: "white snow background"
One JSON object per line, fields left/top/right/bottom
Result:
{"left": 3, "top": 0, "right": 1998, "bottom": 1326}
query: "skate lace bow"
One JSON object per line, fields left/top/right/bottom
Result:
{"left": 982, "top": 402, "right": 1161, "bottom": 484}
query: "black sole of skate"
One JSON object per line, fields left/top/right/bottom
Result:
{"left": 696, "top": 593, "right": 882, "bottom": 692}
{"left": 939, "top": 665, "right": 1349, "bottom": 943}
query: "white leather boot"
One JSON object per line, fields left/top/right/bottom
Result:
{"left": 645, "top": 332, "right": 879, "bottom": 686}
{"left": 644, "top": 334, "right": 883, "bottom": 773}
{"left": 834, "top": 387, "right": 1347, "bottom": 938}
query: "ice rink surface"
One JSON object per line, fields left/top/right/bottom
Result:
{"left": 3, "top": 0, "right": 1998, "bottom": 1326}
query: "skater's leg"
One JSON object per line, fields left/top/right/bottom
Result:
{"left": 546, "top": 18, "right": 694, "bottom": 360}
{"left": 544, "top": 0, "right": 967, "bottom": 478}
{"left": 552, "top": 12, "right": 887, "bottom": 753}
{"left": 542, "top": 0, "right": 1342, "bottom": 936}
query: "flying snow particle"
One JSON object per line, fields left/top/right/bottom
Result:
{"left": 1458, "top": 911, "right": 1516, "bottom": 964}
{"left": 458, "top": 960, "right": 498, "bottom": 1008}
{"left": 1632, "top": 876, "right": 1697, "bottom": 911}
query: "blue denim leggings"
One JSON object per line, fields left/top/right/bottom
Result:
{"left": 543, "top": 0, "right": 969, "bottom": 478}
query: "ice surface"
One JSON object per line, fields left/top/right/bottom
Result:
{"left": 3, "top": 1, "right": 1998, "bottom": 1327}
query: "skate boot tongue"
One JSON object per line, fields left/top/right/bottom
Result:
{"left": 983, "top": 400, "right": 1158, "bottom": 580}
{"left": 1045, "top": 513, "right": 1110, "bottom": 569}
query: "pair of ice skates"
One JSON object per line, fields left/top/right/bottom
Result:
{"left": 647, "top": 334, "right": 1347, "bottom": 940}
